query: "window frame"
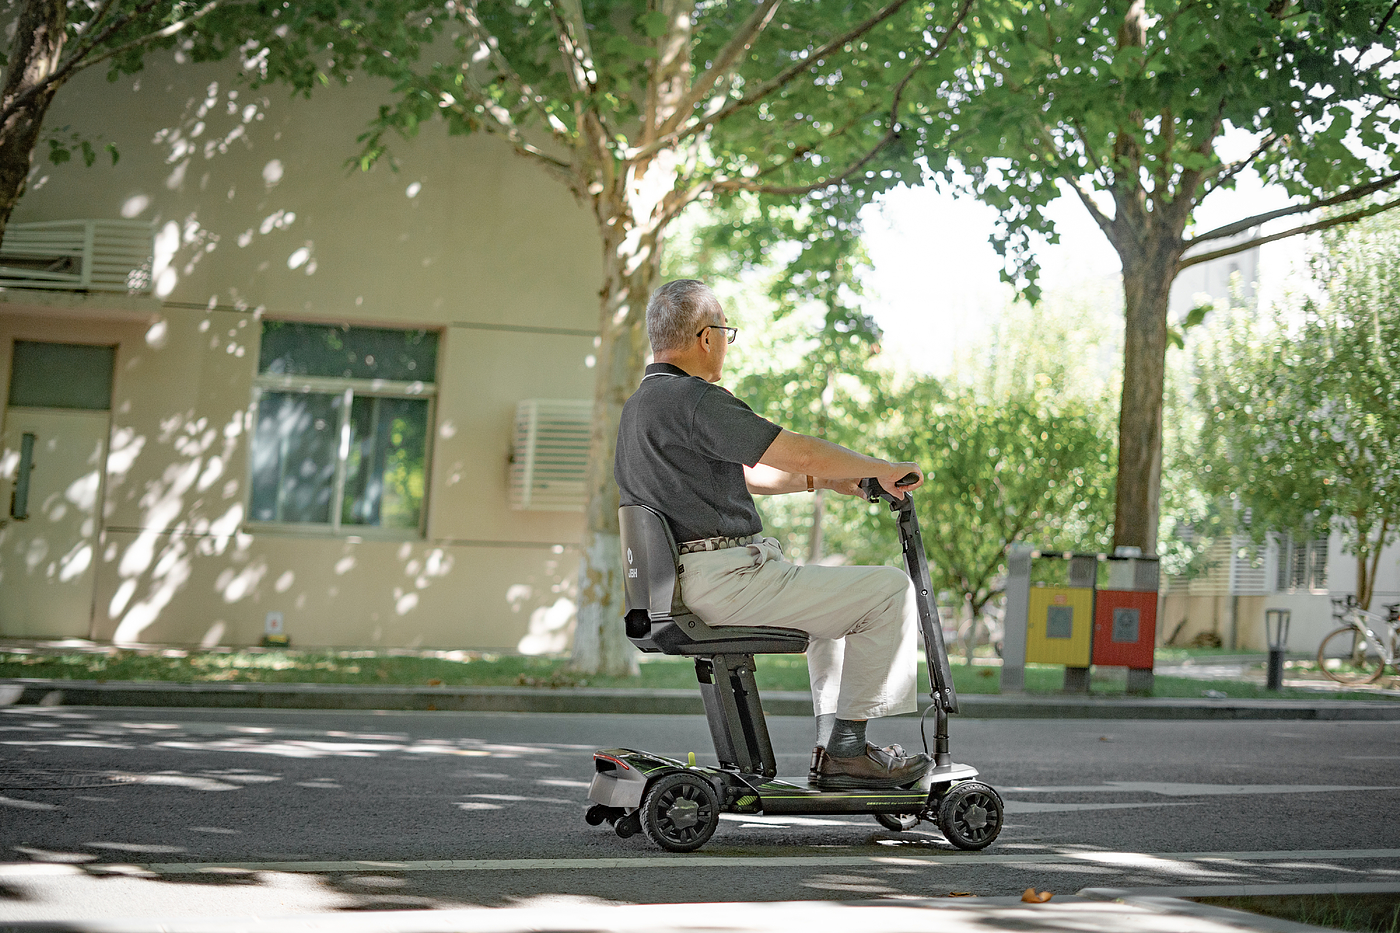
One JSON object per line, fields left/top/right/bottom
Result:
{"left": 246, "top": 372, "right": 436, "bottom": 540}
{"left": 1274, "top": 531, "right": 1329, "bottom": 593}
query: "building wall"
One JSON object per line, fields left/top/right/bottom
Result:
{"left": 0, "top": 54, "right": 602, "bottom": 651}
{"left": 1161, "top": 530, "right": 1400, "bottom": 655}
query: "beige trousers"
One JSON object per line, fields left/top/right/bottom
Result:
{"left": 678, "top": 537, "right": 919, "bottom": 721}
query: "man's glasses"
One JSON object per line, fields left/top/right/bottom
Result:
{"left": 697, "top": 325, "right": 738, "bottom": 344}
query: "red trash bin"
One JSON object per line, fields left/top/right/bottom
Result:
{"left": 1091, "top": 590, "right": 1157, "bottom": 670}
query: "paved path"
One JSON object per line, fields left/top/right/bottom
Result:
{"left": 1, "top": 706, "right": 1397, "bottom": 931}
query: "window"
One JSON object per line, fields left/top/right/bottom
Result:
{"left": 8, "top": 341, "right": 115, "bottom": 410}
{"left": 1275, "top": 532, "right": 1328, "bottom": 592}
{"left": 248, "top": 322, "right": 437, "bottom": 534}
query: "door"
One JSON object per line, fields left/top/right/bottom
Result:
{"left": 0, "top": 409, "right": 109, "bottom": 638}
{"left": 0, "top": 340, "right": 116, "bottom": 640}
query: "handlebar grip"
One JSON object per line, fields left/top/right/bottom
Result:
{"left": 859, "top": 473, "right": 922, "bottom": 503}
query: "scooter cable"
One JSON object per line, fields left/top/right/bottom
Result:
{"left": 918, "top": 702, "right": 934, "bottom": 757}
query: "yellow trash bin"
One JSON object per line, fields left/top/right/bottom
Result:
{"left": 1026, "top": 586, "right": 1094, "bottom": 666}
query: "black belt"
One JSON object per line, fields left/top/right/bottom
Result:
{"left": 677, "top": 534, "right": 758, "bottom": 555}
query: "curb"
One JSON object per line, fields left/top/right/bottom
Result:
{"left": 3, "top": 678, "right": 1399, "bottom": 719}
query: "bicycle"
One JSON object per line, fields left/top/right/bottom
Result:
{"left": 1315, "top": 595, "right": 1400, "bottom": 685}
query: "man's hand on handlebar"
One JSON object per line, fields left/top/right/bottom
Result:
{"left": 806, "top": 464, "right": 923, "bottom": 500}
{"left": 877, "top": 463, "right": 923, "bottom": 500}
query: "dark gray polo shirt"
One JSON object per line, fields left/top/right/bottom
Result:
{"left": 615, "top": 362, "right": 783, "bottom": 543}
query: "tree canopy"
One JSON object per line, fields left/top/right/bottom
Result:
{"left": 930, "top": 0, "right": 1400, "bottom": 558}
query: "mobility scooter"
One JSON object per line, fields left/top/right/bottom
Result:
{"left": 585, "top": 477, "right": 1004, "bottom": 852}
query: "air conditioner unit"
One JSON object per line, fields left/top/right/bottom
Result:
{"left": 509, "top": 399, "right": 592, "bottom": 511}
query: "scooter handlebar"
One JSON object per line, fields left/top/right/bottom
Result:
{"left": 859, "top": 472, "right": 921, "bottom": 503}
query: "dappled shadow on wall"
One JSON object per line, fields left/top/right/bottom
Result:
{"left": 100, "top": 319, "right": 572, "bottom": 647}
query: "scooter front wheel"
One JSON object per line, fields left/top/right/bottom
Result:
{"left": 641, "top": 772, "right": 720, "bottom": 853}
{"left": 937, "top": 782, "right": 1003, "bottom": 850}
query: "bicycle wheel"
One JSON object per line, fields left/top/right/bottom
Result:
{"left": 1316, "top": 626, "right": 1387, "bottom": 685}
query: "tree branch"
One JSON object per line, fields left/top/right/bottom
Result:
{"left": 1, "top": 0, "right": 209, "bottom": 129}
{"left": 62, "top": 0, "right": 215, "bottom": 79}
{"left": 1178, "top": 194, "right": 1400, "bottom": 270}
{"left": 1163, "top": 96, "right": 1226, "bottom": 234}
{"left": 544, "top": 0, "right": 619, "bottom": 167}
{"left": 628, "top": 0, "right": 936, "bottom": 163}
{"left": 1205, "top": 132, "right": 1279, "bottom": 193}
{"left": 546, "top": 0, "right": 597, "bottom": 97}
{"left": 461, "top": 2, "right": 573, "bottom": 146}
{"left": 1064, "top": 173, "right": 1122, "bottom": 251}
{"left": 58, "top": 0, "right": 161, "bottom": 71}
{"left": 438, "top": 92, "right": 575, "bottom": 181}
{"left": 708, "top": 32, "right": 940, "bottom": 198}
{"left": 1069, "top": 117, "right": 1114, "bottom": 192}
{"left": 1380, "top": 0, "right": 1400, "bottom": 33}
{"left": 1189, "top": 171, "right": 1400, "bottom": 245}
{"left": 657, "top": 0, "right": 784, "bottom": 138}
{"left": 479, "top": 124, "right": 576, "bottom": 181}
{"left": 68, "top": 0, "right": 124, "bottom": 45}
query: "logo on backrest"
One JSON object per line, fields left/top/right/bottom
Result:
{"left": 626, "top": 547, "right": 638, "bottom": 578}
{"left": 627, "top": 548, "right": 633, "bottom": 564}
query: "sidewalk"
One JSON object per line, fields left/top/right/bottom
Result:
{"left": 0, "top": 880, "right": 1373, "bottom": 932}
{"left": 3, "top": 676, "right": 1400, "bottom": 719}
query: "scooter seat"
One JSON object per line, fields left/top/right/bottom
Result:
{"left": 628, "top": 610, "right": 808, "bottom": 656}
{"left": 619, "top": 504, "right": 809, "bottom": 656}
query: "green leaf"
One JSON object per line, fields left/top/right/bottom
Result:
{"left": 604, "top": 34, "right": 653, "bottom": 63}
{"left": 638, "top": 11, "right": 669, "bottom": 39}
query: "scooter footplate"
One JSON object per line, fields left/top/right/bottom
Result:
{"left": 748, "top": 776, "right": 931, "bottom": 814}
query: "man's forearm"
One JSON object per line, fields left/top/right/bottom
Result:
{"left": 744, "top": 462, "right": 829, "bottom": 495}
{"left": 758, "top": 429, "right": 889, "bottom": 479}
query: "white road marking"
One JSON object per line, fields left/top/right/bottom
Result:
{"left": 0, "top": 795, "right": 58, "bottom": 811}
{"left": 1002, "top": 782, "right": 1399, "bottom": 796}
{"left": 0, "top": 847, "right": 1378, "bottom": 877}
{"left": 1003, "top": 801, "right": 1201, "bottom": 814}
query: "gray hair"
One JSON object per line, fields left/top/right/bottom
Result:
{"left": 647, "top": 279, "right": 720, "bottom": 353}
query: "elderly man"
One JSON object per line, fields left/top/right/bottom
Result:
{"left": 614, "top": 279, "right": 933, "bottom": 789}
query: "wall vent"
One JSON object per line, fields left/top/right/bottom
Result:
{"left": 0, "top": 220, "right": 154, "bottom": 293}
{"left": 509, "top": 399, "right": 592, "bottom": 511}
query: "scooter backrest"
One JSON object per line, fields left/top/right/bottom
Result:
{"left": 618, "top": 505, "right": 682, "bottom": 634}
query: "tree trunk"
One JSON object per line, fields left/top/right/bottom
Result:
{"left": 566, "top": 217, "right": 663, "bottom": 677}
{"left": 1112, "top": 242, "right": 1179, "bottom": 555}
{"left": 0, "top": 0, "right": 67, "bottom": 246}
{"left": 1354, "top": 515, "right": 1388, "bottom": 611}
{"left": 566, "top": 3, "right": 692, "bottom": 676}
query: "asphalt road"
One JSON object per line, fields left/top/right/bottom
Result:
{"left": 1, "top": 706, "right": 1398, "bottom": 922}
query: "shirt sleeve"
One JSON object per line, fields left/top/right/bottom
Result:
{"left": 689, "top": 386, "right": 782, "bottom": 467}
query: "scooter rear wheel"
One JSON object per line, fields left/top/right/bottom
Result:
{"left": 640, "top": 772, "right": 720, "bottom": 853}
{"left": 937, "top": 782, "right": 1003, "bottom": 850}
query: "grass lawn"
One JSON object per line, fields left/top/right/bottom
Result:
{"left": 0, "top": 646, "right": 1390, "bottom": 702}
{"left": 1195, "top": 894, "right": 1400, "bottom": 933}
